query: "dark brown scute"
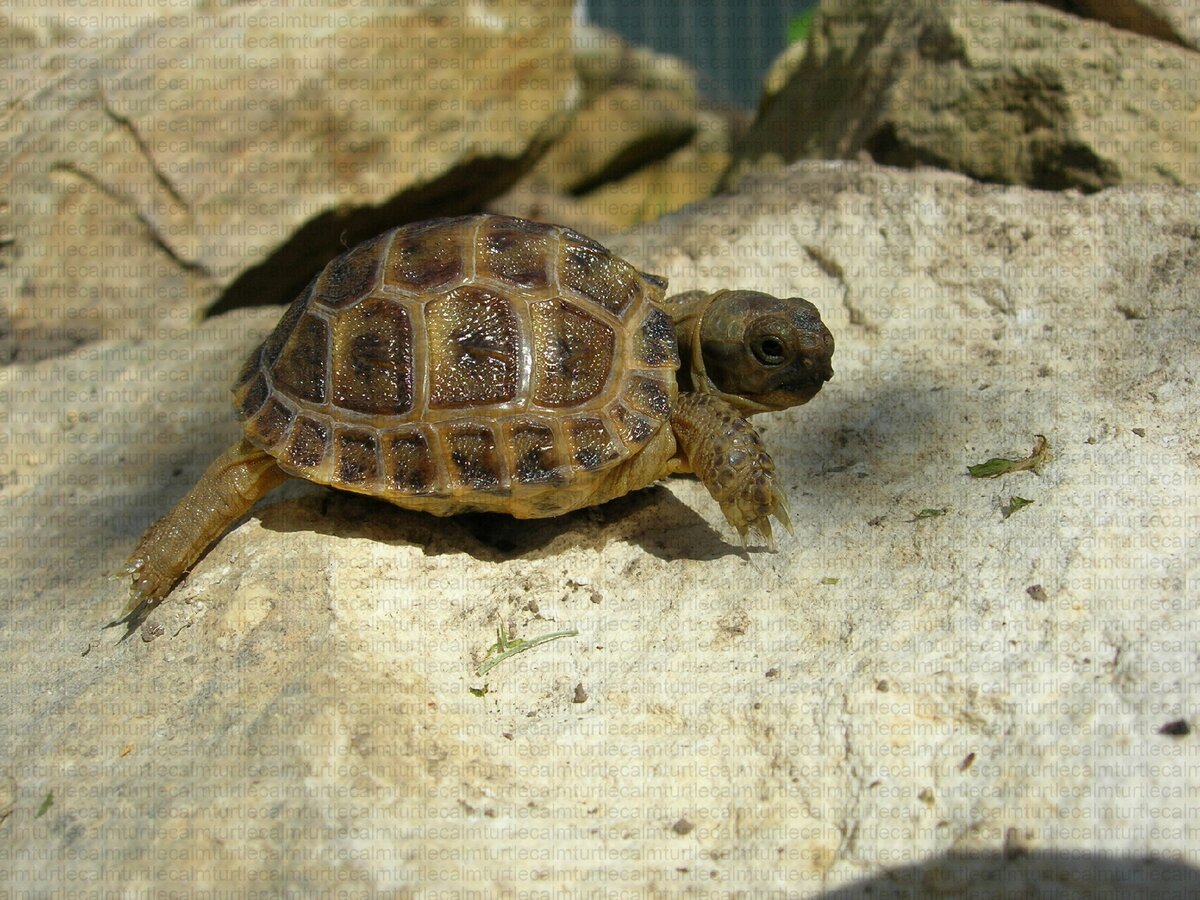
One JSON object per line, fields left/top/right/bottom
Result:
{"left": 271, "top": 313, "right": 329, "bottom": 404}
{"left": 507, "top": 419, "right": 567, "bottom": 486}
{"left": 384, "top": 429, "right": 440, "bottom": 494}
{"left": 641, "top": 271, "right": 668, "bottom": 297}
{"left": 259, "top": 281, "right": 314, "bottom": 369}
{"left": 248, "top": 396, "right": 295, "bottom": 448}
{"left": 633, "top": 307, "right": 679, "bottom": 368}
{"left": 235, "top": 370, "right": 269, "bottom": 421}
{"left": 559, "top": 236, "right": 641, "bottom": 317}
{"left": 335, "top": 429, "right": 379, "bottom": 484}
{"left": 476, "top": 216, "right": 555, "bottom": 289}
{"left": 331, "top": 298, "right": 414, "bottom": 415}
{"left": 443, "top": 423, "right": 504, "bottom": 492}
{"left": 622, "top": 375, "right": 672, "bottom": 420}
{"left": 609, "top": 402, "right": 656, "bottom": 447}
{"left": 314, "top": 234, "right": 386, "bottom": 310}
{"left": 427, "top": 287, "right": 521, "bottom": 409}
{"left": 234, "top": 345, "right": 264, "bottom": 396}
{"left": 384, "top": 219, "right": 471, "bottom": 294}
{"left": 284, "top": 416, "right": 330, "bottom": 470}
{"left": 566, "top": 417, "right": 620, "bottom": 471}
{"left": 531, "top": 299, "right": 614, "bottom": 408}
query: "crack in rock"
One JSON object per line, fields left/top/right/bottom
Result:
{"left": 804, "top": 244, "right": 877, "bottom": 332}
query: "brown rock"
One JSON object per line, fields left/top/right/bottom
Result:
{"left": 0, "top": 0, "right": 575, "bottom": 362}
{"left": 575, "top": 143, "right": 732, "bottom": 232}
{"left": 727, "top": 0, "right": 1200, "bottom": 192}
{"left": 535, "top": 85, "right": 698, "bottom": 196}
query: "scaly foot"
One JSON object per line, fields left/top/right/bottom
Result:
{"left": 670, "top": 392, "right": 794, "bottom": 549}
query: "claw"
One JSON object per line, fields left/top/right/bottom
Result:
{"left": 120, "top": 552, "right": 172, "bottom": 609}
{"left": 722, "top": 486, "right": 793, "bottom": 552}
{"left": 760, "top": 518, "right": 777, "bottom": 552}
{"left": 773, "top": 487, "right": 794, "bottom": 536}
{"left": 109, "top": 558, "right": 142, "bottom": 580}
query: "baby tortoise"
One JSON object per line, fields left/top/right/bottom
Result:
{"left": 127, "top": 214, "right": 834, "bottom": 602}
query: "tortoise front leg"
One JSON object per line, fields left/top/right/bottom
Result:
{"left": 126, "top": 438, "right": 289, "bottom": 604}
{"left": 669, "top": 393, "right": 793, "bottom": 549}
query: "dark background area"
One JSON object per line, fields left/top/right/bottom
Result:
{"left": 584, "top": 0, "right": 817, "bottom": 109}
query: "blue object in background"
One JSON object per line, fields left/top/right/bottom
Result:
{"left": 583, "top": 0, "right": 817, "bottom": 110}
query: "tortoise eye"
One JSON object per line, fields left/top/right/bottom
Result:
{"left": 751, "top": 335, "right": 787, "bottom": 366}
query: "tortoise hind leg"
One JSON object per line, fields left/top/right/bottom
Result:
{"left": 126, "top": 438, "right": 289, "bottom": 604}
{"left": 669, "top": 393, "right": 793, "bottom": 550}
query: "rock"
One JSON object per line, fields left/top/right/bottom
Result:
{"left": 2, "top": 162, "right": 1198, "bottom": 892}
{"left": 571, "top": 139, "right": 733, "bottom": 233}
{"left": 0, "top": 0, "right": 575, "bottom": 362}
{"left": 0, "top": 14, "right": 52, "bottom": 58}
{"left": 757, "top": 36, "right": 808, "bottom": 116}
{"left": 727, "top": 0, "right": 1200, "bottom": 192}
{"left": 1042, "top": 0, "right": 1200, "bottom": 50}
{"left": 491, "top": 25, "right": 743, "bottom": 235}
{"left": 491, "top": 134, "right": 734, "bottom": 241}
{"left": 532, "top": 85, "right": 699, "bottom": 197}
{"left": 1, "top": 4, "right": 162, "bottom": 57}
{"left": 573, "top": 22, "right": 699, "bottom": 101}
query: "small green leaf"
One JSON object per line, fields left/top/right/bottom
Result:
{"left": 968, "top": 459, "right": 1012, "bottom": 478}
{"left": 469, "top": 685, "right": 489, "bottom": 697}
{"left": 476, "top": 627, "right": 579, "bottom": 677}
{"left": 820, "top": 577, "right": 839, "bottom": 585}
{"left": 35, "top": 791, "right": 53, "bottom": 818}
{"left": 787, "top": 9, "right": 815, "bottom": 45}
{"left": 910, "top": 507, "right": 948, "bottom": 521}
{"left": 969, "top": 435, "right": 1050, "bottom": 478}
{"left": 1002, "top": 496, "right": 1034, "bottom": 518}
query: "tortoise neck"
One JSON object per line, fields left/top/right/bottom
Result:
{"left": 662, "top": 290, "right": 710, "bottom": 394}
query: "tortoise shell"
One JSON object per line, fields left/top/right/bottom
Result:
{"left": 231, "top": 215, "right": 679, "bottom": 508}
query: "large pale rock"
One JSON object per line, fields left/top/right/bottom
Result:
{"left": 1, "top": 3, "right": 165, "bottom": 58}
{"left": 2, "top": 162, "right": 1199, "bottom": 893}
{"left": 494, "top": 110, "right": 734, "bottom": 240}
{"left": 1043, "top": 0, "right": 1200, "bottom": 50}
{"left": 728, "top": 0, "right": 1200, "bottom": 192}
{"left": 492, "top": 25, "right": 742, "bottom": 235}
{"left": 573, "top": 22, "right": 699, "bottom": 103}
{"left": 533, "top": 85, "right": 699, "bottom": 196}
{"left": 0, "top": 0, "right": 575, "bottom": 361}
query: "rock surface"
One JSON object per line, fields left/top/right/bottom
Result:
{"left": 492, "top": 25, "right": 741, "bottom": 236}
{"left": 1, "top": 2, "right": 169, "bottom": 57}
{"left": 533, "top": 84, "right": 699, "bottom": 198}
{"left": 0, "top": 0, "right": 575, "bottom": 361}
{"left": 2, "top": 162, "right": 1198, "bottom": 893}
{"left": 728, "top": 0, "right": 1200, "bottom": 192}
{"left": 1043, "top": 0, "right": 1200, "bottom": 50}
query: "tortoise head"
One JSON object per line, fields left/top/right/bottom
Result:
{"left": 683, "top": 290, "right": 834, "bottom": 414}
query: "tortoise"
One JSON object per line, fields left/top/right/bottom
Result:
{"left": 126, "top": 214, "right": 834, "bottom": 602}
